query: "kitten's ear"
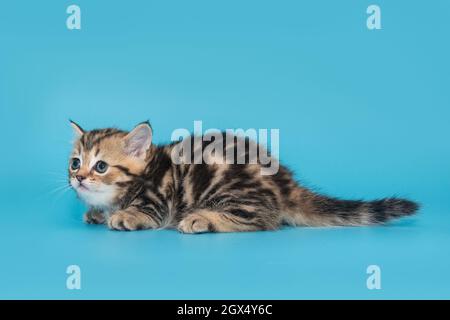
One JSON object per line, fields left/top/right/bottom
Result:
{"left": 123, "top": 122, "right": 153, "bottom": 159}
{"left": 69, "top": 120, "right": 84, "bottom": 138}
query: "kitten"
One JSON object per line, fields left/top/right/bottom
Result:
{"left": 68, "top": 121, "right": 419, "bottom": 233}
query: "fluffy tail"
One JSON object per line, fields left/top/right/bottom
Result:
{"left": 291, "top": 189, "right": 419, "bottom": 227}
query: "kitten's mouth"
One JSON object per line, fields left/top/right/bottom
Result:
{"left": 77, "top": 183, "right": 90, "bottom": 191}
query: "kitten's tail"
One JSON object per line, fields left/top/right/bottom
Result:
{"left": 288, "top": 188, "right": 419, "bottom": 227}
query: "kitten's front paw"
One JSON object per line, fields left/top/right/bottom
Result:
{"left": 83, "top": 210, "right": 106, "bottom": 224}
{"left": 108, "top": 211, "right": 145, "bottom": 231}
{"left": 177, "top": 214, "right": 212, "bottom": 234}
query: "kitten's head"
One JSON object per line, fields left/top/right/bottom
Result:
{"left": 68, "top": 121, "right": 152, "bottom": 208}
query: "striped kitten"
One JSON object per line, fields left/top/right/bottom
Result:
{"left": 68, "top": 121, "right": 418, "bottom": 233}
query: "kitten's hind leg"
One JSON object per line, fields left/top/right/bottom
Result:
{"left": 108, "top": 207, "right": 161, "bottom": 231}
{"left": 177, "top": 209, "right": 276, "bottom": 234}
{"left": 84, "top": 208, "right": 106, "bottom": 224}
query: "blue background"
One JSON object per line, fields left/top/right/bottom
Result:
{"left": 1, "top": 0, "right": 449, "bottom": 299}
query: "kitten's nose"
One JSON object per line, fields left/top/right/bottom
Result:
{"left": 76, "top": 175, "right": 86, "bottom": 182}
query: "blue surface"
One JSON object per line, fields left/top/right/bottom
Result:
{"left": 1, "top": 0, "right": 450, "bottom": 299}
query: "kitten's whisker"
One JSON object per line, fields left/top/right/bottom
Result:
{"left": 51, "top": 186, "right": 72, "bottom": 205}
{"left": 45, "top": 184, "right": 72, "bottom": 196}
{"left": 35, "top": 183, "right": 72, "bottom": 202}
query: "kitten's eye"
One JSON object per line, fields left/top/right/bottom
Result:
{"left": 95, "top": 160, "right": 108, "bottom": 174}
{"left": 71, "top": 158, "right": 81, "bottom": 170}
